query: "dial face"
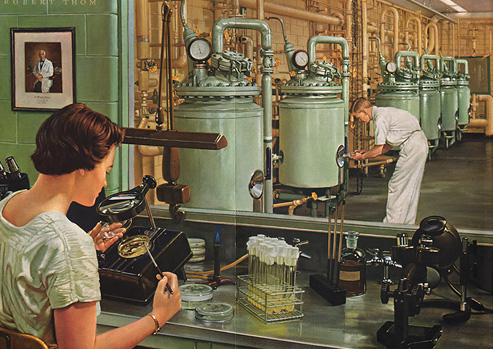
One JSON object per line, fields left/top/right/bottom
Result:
{"left": 187, "top": 38, "right": 212, "bottom": 62}
{"left": 292, "top": 50, "right": 309, "bottom": 70}
{"left": 386, "top": 61, "right": 397, "bottom": 73}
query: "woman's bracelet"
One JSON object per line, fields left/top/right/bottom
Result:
{"left": 147, "top": 312, "right": 161, "bottom": 335}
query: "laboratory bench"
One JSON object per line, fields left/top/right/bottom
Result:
{"left": 96, "top": 209, "right": 493, "bottom": 348}
{"left": 97, "top": 269, "right": 493, "bottom": 349}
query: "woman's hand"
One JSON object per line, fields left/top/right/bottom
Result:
{"left": 152, "top": 272, "right": 181, "bottom": 327}
{"left": 89, "top": 222, "right": 125, "bottom": 252}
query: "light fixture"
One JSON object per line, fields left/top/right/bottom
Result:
{"left": 439, "top": 0, "right": 468, "bottom": 13}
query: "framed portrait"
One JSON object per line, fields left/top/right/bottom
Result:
{"left": 10, "top": 27, "right": 76, "bottom": 112}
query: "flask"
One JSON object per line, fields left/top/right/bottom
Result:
{"left": 5, "top": 157, "right": 22, "bottom": 180}
{"left": 0, "top": 161, "right": 8, "bottom": 179}
{"left": 338, "top": 231, "right": 366, "bottom": 296}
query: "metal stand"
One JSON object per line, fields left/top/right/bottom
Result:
{"left": 310, "top": 201, "right": 346, "bottom": 305}
{"left": 377, "top": 279, "right": 442, "bottom": 348}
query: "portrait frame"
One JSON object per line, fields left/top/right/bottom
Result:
{"left": 10, "top": 27, "right": 76, "bottom": 112}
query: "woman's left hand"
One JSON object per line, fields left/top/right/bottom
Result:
{"left": 89, "top": 222, "right": 126, "bottom": 252}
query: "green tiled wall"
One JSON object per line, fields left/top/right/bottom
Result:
{"left": 0, "top": 1, "right": 128, "bottom": 193}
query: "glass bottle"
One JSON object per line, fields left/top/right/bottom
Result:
{"left": 338, "top": 231, "right": 366, "bottom": 296}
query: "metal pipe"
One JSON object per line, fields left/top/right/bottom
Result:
{"left": 420, "top": 53, "right": 439, "bottom": 71}
{"left": 406, "top": 16, "right": 422, "bottom": 53}
{"left": 356, "top": 158, "right": 396, "bottom": 168}
{"left": 307, "top": 36, "right": 350, "bottom": 133}
{"left": 395, "top": 50, "right": 420, "bottom": 69}
{"left": 362, "top": 0, "right": 369, "bottom": 97}
{"left": 238, "top": 0, "right": 344, "bottom": 26}
{"left": 472, "top": 94, "right": 493, "bottom": 137}
{"left": 424, "top": 21, "right": 439, "bottom": 55}
{"left": 380, "top": 7, "right": 399, "bottom": 56}
{"left": 212, "top": 18, "right": 274, "bottom": 213}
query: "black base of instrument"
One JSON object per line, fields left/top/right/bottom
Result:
{"left": 98, "top": 226, "right": 192, "bottom": 304}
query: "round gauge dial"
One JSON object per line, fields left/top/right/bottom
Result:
{"left": 187, "top": 38, "right": 212, "bottom": 62}
{"left": 292, "top": 50, "right": 309, "bottom": 70}
{"left": 386, "top": 61, "right": 397, "bottom": 74}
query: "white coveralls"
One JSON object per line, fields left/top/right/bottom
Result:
{"left": 32, "top": 58, "right": 54, "bottom": 93}
{"left": 373, "top": 106, "right": 428, "bottom": 225}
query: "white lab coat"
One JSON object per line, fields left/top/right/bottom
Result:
{"left": 32, "top": 58, "right": 54, "bottom": 93}
{"left": 372, "top": 106, "right": 428, "bottom": 225}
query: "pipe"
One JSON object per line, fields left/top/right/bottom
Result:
{"left": 238, "top": 0, "right": 344, "bottom": 26}
{"left": 240, "top": 35, "right": 254, "bottom": 60}
{"left": 345, "top": 0, "right": 352, "bottom": 51}
{"left": 380, "top": 7, "right": 399, "bottom": 56}
{"left": 395, "top": 50, "right": 420, "bottom": 69}
{"left": 456, "top": 59, "right": 469, "bottom": 75}
{"left": 420, "top": 53, "right": 439, "bottom": 72}
{"left": 266, "top": 17, "right": 295, "bottom": 72}
{"left": 424, "top": 21, "right": 439, "bottom": 55}
{"left": 470, "top": 95, "right": 493, "bottom": 137}
{"left": 212, "top": 18, "right": 274, "bottom": 213}
{"left": 362, "top": 0, "right": 369, "bottom": 97}
{"left": 406, "top": 16, "right": 422, "bottom": 53}
{"left": 135, "top": 0, "right": 150, "bottom": 60}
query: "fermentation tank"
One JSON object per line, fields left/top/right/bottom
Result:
{"left": 278, "top": 36, "right": 349, "bottom": 189}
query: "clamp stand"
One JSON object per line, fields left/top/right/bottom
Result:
{"left": 377, "top": 278, "right": 442, "bottom": 348}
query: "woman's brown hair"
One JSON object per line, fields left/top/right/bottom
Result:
{"left": 31, "top": 103, "right": 124, "bottom": 175}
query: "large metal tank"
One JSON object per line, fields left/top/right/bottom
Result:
{"left": 174, "top": 68, "right": 263, "bottom": 211}
{"left": 455, "top": 59, "right": 471, "bottom": 141}
{"left": 419, "top": 54, "right": 441, "bottom": 158}
{"left": 440, "top": 57, "right": 458, "bottom": 149}
{"left": 375, "top": 50, "right": 421, "bottom": 121}
{"left": 278, "top": 36, "right": 349, "bottom": 190}
{"left": 174, "top": 18, "right": 274, "bottom": 212}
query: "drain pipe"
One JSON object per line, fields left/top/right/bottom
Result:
{"left": 212, "top": 18, "right": 274, "bottom": 213}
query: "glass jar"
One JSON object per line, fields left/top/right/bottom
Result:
{"left": 338, "top": 231, "right": 366, "bottom": 296}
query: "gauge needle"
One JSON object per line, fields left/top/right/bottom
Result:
{"left": 144, "top": 243, "right": 174, "bottom": 295}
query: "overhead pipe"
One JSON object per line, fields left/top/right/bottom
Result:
{"left": 212, "top": 18, "right": 274, "bottom": 213}
{"left": 380, "top": 7, "right": 399, "bottom": 56}
{"left": 238, "top": 0, "right": 344, "bottom": 26}
{"left": 345, "top": 0, "right": 352, "bottom": 50}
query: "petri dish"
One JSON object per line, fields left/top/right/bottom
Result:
{"left": 179, "top": 284, "right": 213, "bottom": 310}
{"left": 195, "top": 302, "right": 234, "bottom": 322}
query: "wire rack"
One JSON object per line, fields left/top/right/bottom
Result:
{"left": 237, "top": 275, "right": 304, "bottom": 323}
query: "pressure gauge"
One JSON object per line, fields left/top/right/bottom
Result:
{"left": 386, "top": 61, "right": 397, "bottom": 74}
{"left": 187, "top": 38, "right": 212, "bottom": 62}
{"left": 292, "top": 49, "right": 309, "bottom": 70}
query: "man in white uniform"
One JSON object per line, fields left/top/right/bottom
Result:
{"left": 350, "top": 98, "right": 428, "bottom": 225}
{"left": 32, "top": 50, "right": 53, "bottom": 93}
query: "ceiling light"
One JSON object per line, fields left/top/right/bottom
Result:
{"left": 439, "top": 0, "right": 468, "bottom": 12}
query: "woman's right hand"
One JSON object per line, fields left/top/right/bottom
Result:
{"left": 151, "top": 272, "right": 181, "bottom": 327}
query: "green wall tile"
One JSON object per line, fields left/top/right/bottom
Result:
{"left": 83, "top": 101, "right": 119, "bottom": 122}
{"left": 0, "top": 3, "right": 48, "bottom": 15}
{"left": 76, "top": 56, "right": 119, "bottom": 101}
{"left": 48, "top": 0, "right": 117, "bottom": 14}
{"left": 0, "top": 102, "right": 17, "bottom": 143}
{"left": 0, "top": 57, "right": 12, "bottom": 100}
{"left": 0, "top": 17, "right": 18, "bottom": 53}
{"left": 17, "top": 15, "right": 86, "bottom": 55}
{"left": 18, "top": 112, "right": 49, "bottom": 144}
{"left": 87, "top": 14, "right": 118, "bottom": 56}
